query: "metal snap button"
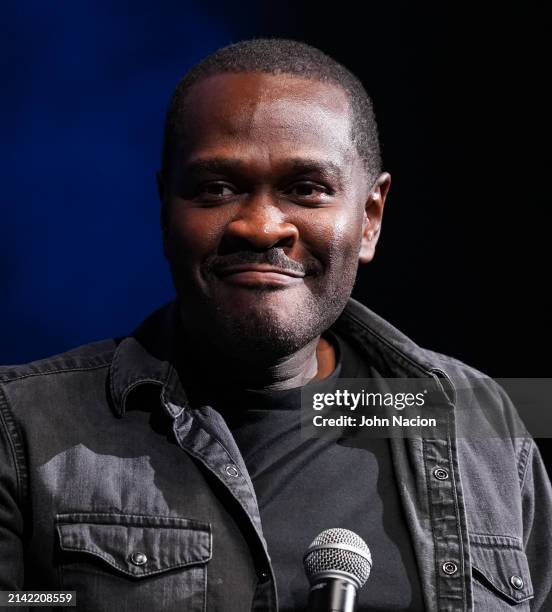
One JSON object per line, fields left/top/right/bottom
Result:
{"left": 129, "top": 551, "right": 148, "bottom": 566}
{"left": 225, "top": 464, "right": 239, "bottom": 478}
{"left": 510, "top": 575, "right": 524, "bottom": 590}
{"left": 259, "top": 569, "right": 270, "bottom": 582}
{"left": 442, "top": 561, "right": 458, "bottom": 575}
{"left": 433, "top": 467, "right": 449, "bottom": 480}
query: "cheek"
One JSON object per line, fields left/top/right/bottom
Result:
{"left": 302, "top": 208, "right": 363, "bottom": 267}
{"left": 166, "top": 203, "right": 224, "bottom": 260}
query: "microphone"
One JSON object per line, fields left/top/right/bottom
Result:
{"left": 303, "top": 528, "right": 372, "bottom": 612}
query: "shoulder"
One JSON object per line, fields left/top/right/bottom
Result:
{"left": 0, "top": 338, "right": 122, "bottom": 431}
{"left": 338, "top": 297, "right": 495, "bottom": 388}
{"left": 0, "top": 300, "right": 178, "bottom": 424}
{"left": 397, "top": 333, "right": 536, "bottom": 484}
{"left": 0, "top": 338, "right": 119, "bottom": 386}
{"left": 0, "top": 338, "right": 123, "bottom": 502}
{"left": 338, "top": 298, "right": 533, "bottom": 458}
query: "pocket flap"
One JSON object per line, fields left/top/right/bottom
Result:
{"left": 56, "top": 512, "right": 211, "bottom": 578}
{"left": 470, "top": 533, "right": 533, "bottom": 604}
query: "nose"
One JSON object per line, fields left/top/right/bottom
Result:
{"left": 224, "top": 192, "right": 299, "bottom": 250}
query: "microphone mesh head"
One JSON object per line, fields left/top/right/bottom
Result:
{"left": 303, "top": 528, "right": 372, "bottom": 587}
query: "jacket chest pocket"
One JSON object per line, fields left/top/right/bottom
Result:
{"left": 470, "top": 534, "right": 533, "bottom": 610}
{"left": 55, "top": 512, "right": 211, "bottom": 612}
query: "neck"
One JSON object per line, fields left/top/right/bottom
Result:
{"left": 177, "top": 330, "right": 336, "bottom": 392}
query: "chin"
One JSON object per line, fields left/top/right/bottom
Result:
{"left": 209, "top": 294, "right": 340, "bottom": 358}
{"left": 177, "top": 274, "right": 354, "bottom": 357}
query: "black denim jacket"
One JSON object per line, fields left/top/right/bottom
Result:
{"left": 1, "top": 298, "right": 551, "bottom": 611}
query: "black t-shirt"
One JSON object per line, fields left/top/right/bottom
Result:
{"left": 183, "top": 332, "right": 423, "bottom": 611}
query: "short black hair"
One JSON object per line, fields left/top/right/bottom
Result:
{"left": 162, "top": 38, "right": 382, "bottom": 183}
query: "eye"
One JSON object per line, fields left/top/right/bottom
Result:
{"left": 285, "top": 182, "right": 331, "bottom": 203}
{"left": 199, "top": 182, "right": 236, "bottom": 199}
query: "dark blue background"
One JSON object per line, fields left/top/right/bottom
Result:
{"left": 2, "top": 2, "right": 550, "bottom": 384}
{"left": 2, "top": 1, "right": 268, "bottom": 362}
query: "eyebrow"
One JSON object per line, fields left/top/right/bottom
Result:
{"left": 181, "top": 156, "right": 345, "bottom": 186}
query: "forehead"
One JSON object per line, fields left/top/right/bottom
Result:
{"left": 175, "top": 72, "right": 358, "bottom": 168}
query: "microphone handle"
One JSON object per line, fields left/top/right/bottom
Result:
{"left": 307, "top": 577, "right": 358, "bottom": 612}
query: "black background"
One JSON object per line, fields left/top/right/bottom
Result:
{"left": 260, "top": 1, "right": 551, "bottom": 465}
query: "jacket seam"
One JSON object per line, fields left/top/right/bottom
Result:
{"left": 175, "top": 418, "right": 258, "bottom": 504}
{"left": 202, "top": 560, "right": 208, "bottom": 612}
{"left": 447, "top": 428, "right": 469, "bottom": 610}
{"left": 110, "top": 343, "right": 124, "bottom": 412}
{"left": 56, "top": 544, "right": 208, "bottom": 576}
{"left": 173, "top": 417, "right": 267, "bottom": 556}
{"left": 55, "top": 511, "right": 210, "bottom": 526}
{"left": 422, "top": 438, "right": 442, "bottom": 606}
{"left": 338, "top": 308, "right": 439, "bottom": 378}
{"left": 469, "top": 532, "right": 523, "bottom": 543}
{"left": 518, "top": 438, "right": 534, "bottom": 493}
{"left": 0, "top": 362, "right": 111, "bottom": 384}
{"left": 472, "top": 566, "right": 533, "bottom": 602}
{"left": 0, "top": 383, "right": 27, "bottom": 508}
{"left": 120, "top": 379, "right": 164, "bottom": 414}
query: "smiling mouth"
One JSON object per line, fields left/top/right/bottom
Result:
{"left": 216, "top": 264, "right": 305, "bottom": 288}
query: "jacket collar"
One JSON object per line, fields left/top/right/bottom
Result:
{"left": 109, "top": 300, "right": 188, "bottom": 417}
{"left": 109, "top": 297, "right": 455, "bottom": 417}
{"left": 334, "top": 299, "right": 456, "bottom": 403}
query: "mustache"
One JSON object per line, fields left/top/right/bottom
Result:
{"left": 206, "top": 249, "right": 322, "bottom": 276}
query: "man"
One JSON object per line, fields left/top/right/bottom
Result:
{"left": 0, "top": 38, "right": 551, "bottom": 611}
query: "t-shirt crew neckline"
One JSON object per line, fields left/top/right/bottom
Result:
{"left": 179, "top": 330, "right": 345, "bottom": 414}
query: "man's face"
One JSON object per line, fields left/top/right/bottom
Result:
{"left": 160, "top": 72, "right": 387, "bottom": 357}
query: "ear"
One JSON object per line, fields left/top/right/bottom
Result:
{"left": 157, "top": 171, "right": 170, "bottom": 260}
{"left": 359, "top": 172, "right": 391, "bottom": 264}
